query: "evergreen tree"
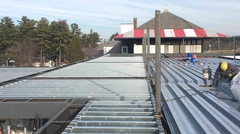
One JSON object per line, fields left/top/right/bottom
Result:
{"left": 88, "top": 29, "right": 99, "bottom": 48}
{"left": 50, "top": 20, "right": 70, "bottom": 66}
{"left": 17, "top": 16, "right": 37, "bottom": 41}
{"left": 36, "top": 17, "right": 51, "bottom": 66}
{"left": 109, "top": 32, "right": 119, "bottom": 41}
{"left": 70, "top": 23, "right": 81, "bottom": 36}
{"left": 0, "top": 17, "right": 16, "bottom": 63}
{"left": 81, "top": 33, "right": 89, "bottom": 48}
{"left": 0, "top": 16, "right": 103, "bottom": 67}
{"left": 68, "top": 35, "right": 85, "bottom": 63}
{"left": 15, "top": 16, "right": 37, "bottom": 66}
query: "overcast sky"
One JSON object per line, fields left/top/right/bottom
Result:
{"left": 0, "top": 0, "right": 240, "bottom": 39}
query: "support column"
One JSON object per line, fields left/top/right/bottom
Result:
{"left": 179, "top": 42, "right": 180, "bottom": 53}
{"left": 155, "top": 10, "right": 162, "bottom": 115}
{"left": 142, "top": 34, "right": 146, "bottom": 66}
{"left": 182, "top": 39, "right": 185, "bottom": 57}
{"left": 147, "top": 28, "right": 150, "bottom": 79}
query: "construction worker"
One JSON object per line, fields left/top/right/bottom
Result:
{"left": 213, "top": 61, "right": 239, "bottom": 86}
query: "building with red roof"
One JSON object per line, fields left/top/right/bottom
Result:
{"left": 114, "top": 8, "right": 228, "bottom": 54}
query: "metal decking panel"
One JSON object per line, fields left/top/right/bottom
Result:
{"left": 86, "top": 56, "right": 144, "bottom": 63}
{"left": 0, "top": 67, "right": 52, "bottom": 83}
{"left": 37, "top": 56, "right": 145, "bottom": 78}
{"left": 1, "top": 56, "right": 164, "bottom": 133}
{"left": 152, "top": 58, "right": 240, "bottom": 134}
{"left": 72, "top": 121, "right": 157, "bottom": 127}
{"left": 0, "top": 79, "right": 151, "bottom": 101}
{"left": 63, "top": 100, "right": 164, "bottom": 134}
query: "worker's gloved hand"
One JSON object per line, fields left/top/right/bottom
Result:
{"left": 228, "top": 73, "right": 232, "bottom": 77}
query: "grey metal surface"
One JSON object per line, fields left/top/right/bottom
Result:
{"left": 61, "top": 56, "right": 163, "bottom": 133}
{"left": 0, "top": 79, "right": 151, "bottom": 101}
{"left": 36, "top": 63, "right": 145, "bottom": 78}
{"left": 35, "top": 56, "right": 145, "bottom": 78}
{"left": 0, "top": 99, "right": 89, "bottom": 119}
{"left": 152, "top": 58, "right": 239, "bottom": 85}
{"left": 86, "top": 56, "right": 144, "bottom": 63}
{"left": 4, "top": 56, "right": 239, "bottom": 133}
{"left": 0, "top": 67, "right": 51, "bottom": 83}
{"left": 63, "top": 100, "right": 163, "bottom": 134}
{"left": 0, "top": 101, "right": 68, "bottom": 118}
{"left": 0, "top": 56, "right": 163, "bottom": 133}
{"left": 151, "top": 57, "right": 240, "bottom": 134}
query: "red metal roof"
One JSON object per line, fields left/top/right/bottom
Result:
{"left": 114, "top": 28, "right": 228, "bottom": 39}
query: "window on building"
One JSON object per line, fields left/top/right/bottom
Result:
{"left": 122, "top": 46, "right": 128, "bottom": 53}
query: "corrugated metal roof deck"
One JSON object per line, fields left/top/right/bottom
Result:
{"left": 0, "top": 56, "right": 164, "bottom": 134}
{"left": 0, "top": 67, "right": 51, "bottom": 83}
{"left": 151, "top": 57, "right": 240, "bottom": 134}
{"left": 1, "top": 56, "right": 240, "bottom": 133}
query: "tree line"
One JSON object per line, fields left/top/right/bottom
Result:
{"left": 0, "top": 16, "right": 100, "bottom": 67}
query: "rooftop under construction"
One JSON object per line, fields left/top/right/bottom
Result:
{"left": 0, "top": 54, "right": 240, "bottom": 134}
{"left": 1, "top": 8, "right": 240, "bottom": 134}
